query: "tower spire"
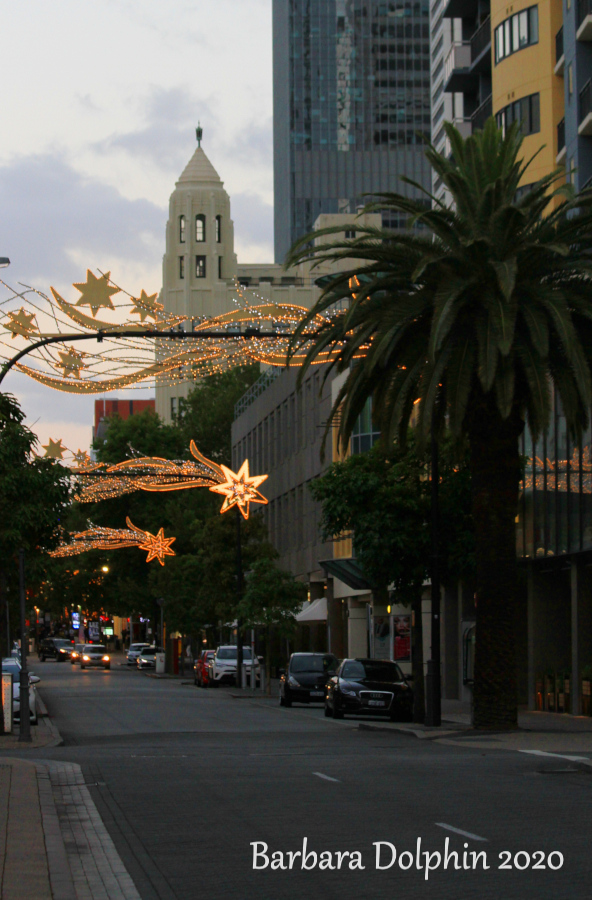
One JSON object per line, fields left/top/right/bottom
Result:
{"left": 196, "top": 121, "right": 203, "bottom": 148}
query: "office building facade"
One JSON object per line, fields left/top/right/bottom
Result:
{"left": 273, "top": 0, "right": 433, "bottom": 263}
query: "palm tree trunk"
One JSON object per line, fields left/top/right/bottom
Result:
{"left": 468, "top": 395, "right": 523, "bottom": 729}
{"left": 411, "top": 592, "right": 425, "bottom": 723}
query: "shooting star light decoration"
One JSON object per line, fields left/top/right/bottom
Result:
{"left": 50, "top": 517, "right": 176, "bottom": 566}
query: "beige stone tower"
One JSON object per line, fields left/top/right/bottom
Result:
{"left": 156, "top": 126, "right": 238, "bottom": 421}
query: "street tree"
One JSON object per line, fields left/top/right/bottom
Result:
{"left": 287, "top": 120, "right": 592, "bottom": 728}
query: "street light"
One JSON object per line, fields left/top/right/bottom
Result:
{"left": 101, "top": 566, "right": 109, "bottom": 573}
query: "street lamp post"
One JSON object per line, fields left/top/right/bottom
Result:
{"left": 425, "top": 429, "right": 442, "bottom": 727}
{"left": 18, "top": 549, "right": 31, "bottom": 742}
{"left": 235, "top": 507, "right": 244, "bottom": 689}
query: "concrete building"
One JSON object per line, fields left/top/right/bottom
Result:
{"left": 272, "top": 0, "right": 433, "bottom": 263}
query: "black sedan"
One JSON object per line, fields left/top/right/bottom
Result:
{"left": 325, "top": 658, "right": 413, "bottom": 721}
{"left": 279, "top": 652, "right": 339, "bottom": 707}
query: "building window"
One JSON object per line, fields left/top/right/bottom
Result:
{"left": 195, "top": 214, "right": 206, "bottom": 242}
{"left": 195, "top": 255, "right": 206, "bottom": 278}
{"left": 218, "top": 256, "right": 223, "bottom": 279}
{"left": 215, "top": 215, "right": 221, "bottom": 243}
{"left": 495, "top": 93, "right": 540, "bottom": 137}
{"left": 494, "top": 6, "right": 538, "bottom": 64}
{"left": 179, "top": 256, "right": 185, "bottom": 279}
{"left": 345, "top": 229, "right": 356, "bottom": 238}
{"left": 568, "top": 64, "right": 574, "bottom": 98}
{"left": 351, "top": 397, "right": 381, "bottom": 455}
{"left": 179, "top": 215, "right": 185, "bottom": 243}
{"left": 171, "top": 397, "right": 178, "bottom": 418}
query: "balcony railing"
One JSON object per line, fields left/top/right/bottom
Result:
{"left": 444, "top": 41, "right": 471, "bottom": 84}
{"left": 557, "top": 118, "right": 565, "bottom": 154}
{"left": 471, "top": 94, "right": 493, "bottom": 132}
{"left": 580, "top": 80, "right": 591, "bottom": 122}
{"left": 471, "top": 16, "right": 491, "bottom": 63}
{"left": 556, "top": 27, "right": 564, "bottom": 63}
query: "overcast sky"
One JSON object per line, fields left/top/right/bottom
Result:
{"left": 0, "top": 0, "right": 273, "bottom": 454}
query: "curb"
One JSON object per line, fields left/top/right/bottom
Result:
{"left": 36, "top": 690, "right": 64, "bottom": 747}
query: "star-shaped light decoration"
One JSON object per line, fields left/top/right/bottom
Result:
{"left": 137, "top": 527, "right": 176, "bottom": 565}
{"left": 73, "top": 270, "right": 119, "bottom": 317}
{"left": 130, "top": 289, "right": 164, "bottom": 322}
{"left": 57, "top": 348, "right": 86, "bottom": 378}
{"left": 209, "top": 460, "right": 268, "bottom": 519}
{"left": 3, "top": 308, "right": 38, "bottom": 339}
{"left": 72, "top": 449, "right": 91, "bottom": 467}
{"left": 42, "top": 438, "right": 67, "bottom": 460}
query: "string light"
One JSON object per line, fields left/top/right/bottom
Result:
{"left": 50, "top": 517, "right": 176, "bottom": 566}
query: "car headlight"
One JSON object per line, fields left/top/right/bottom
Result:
{"left": 59, "top": 649, "right": 67, "bottom": 654}
{"left": 288, "top": 675, "right": 301, "bottom": 687}
{"left": 82, "top": 655, "right": 90, "bottom": 661}
{"left": 340, "top": 687, "right": 357, "bottom": 697}
{"left": 102, "top": 656, "right": 110, "bottom": 661}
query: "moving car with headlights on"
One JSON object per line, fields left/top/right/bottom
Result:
{"left": 1, "top": 657, "right": 40, "bottom": 725}
{"left": 78, "top": 645, "right": 111, "bottom": 670}
{"left": 126, "top": 643, "right": 150, "bottom": 666}
{"left": 194, "top": 649, "right": 215, "bottom": 687}
{"left": 38, "top": 637, "right": 73, "bottom": 662}
{"left": 279, "top": 652, "right": 339, "bottom": 707}
{"left": 70, "top": 643, "right": 85, "bottom": 664}
{"left": 137, "top": 647, "right": 164, "bottom": 669}
{"left": 325, "top": 658, "right": 413, "bottom": 721}
{"left": 207, "top": 646, "right": 260, "bottom": 686}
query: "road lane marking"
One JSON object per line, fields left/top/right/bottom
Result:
{"left": 519, "top": 749, "right": 592, "bottom": 765}
{"left": 312, "top": 772, "right": 340, "bottom": 782}
{"left": 435, "top": 823, "right": 488, "bottom": 842}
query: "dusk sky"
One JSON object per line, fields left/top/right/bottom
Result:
{"left": 0, "top": 0, "right": 273, "bottom": 453}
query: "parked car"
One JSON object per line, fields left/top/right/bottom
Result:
{"left": 194, "top": 649, "right": 215, "bottom": 687}
{"left": 70, "top": 643, "right": 85, "bottom": 665}
{"left": 78, "top": 645, "right": 111, "bottom": 670}
{"left": 207, "top": 645, "right": 260, "bottom": 687}
{"left": 1, "top": 657, "right": 40, "bottom": 725}
{"left": 137, "top": 647, "right": 164, "bottom": 670}
{"left": 38, "top": 637, "right": 73, "bottom": 662}
{"left": 126, "top": 643, "right": 150, "bottom": 666}
{"left": 325, "top": 658, "right": 413, "bottom": 721}
{"left": 279, "top": 652, "right": 339, "bottom": 707}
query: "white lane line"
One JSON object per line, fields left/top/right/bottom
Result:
{"left": 519, "top": 749, "right": 592, "bottom": 765}
{"left": 435, "top": 823, "right": 488, "bottom": 842}
{"left": 312, "top": 772, "right": 340, "bottom": 783}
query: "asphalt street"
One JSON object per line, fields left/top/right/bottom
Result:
{"left": 4, "top": 658, "right": 591, "bottom": 900}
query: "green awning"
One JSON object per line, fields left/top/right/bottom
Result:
{"left": 319, "top": 558, "right": 372, "bottom": 591}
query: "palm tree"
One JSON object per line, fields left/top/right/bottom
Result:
{"left": 287, "top": 120, "right": 592, "bottom": 729}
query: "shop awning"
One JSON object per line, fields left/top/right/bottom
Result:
{"left": 319, "top": 558, "right": 372, "bottom": 591}
{"left": 296, "top": 597, "right": 327, "bottom": 623}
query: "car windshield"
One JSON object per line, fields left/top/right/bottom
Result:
{"left": 141, "top": 649, "right": 156, "bottom": 656}
{"left": 341, "top": 660, "right": 404, "bottom": 682}
{"left": 54, "top": 640, "right": 71, "bottom": 647}
{"left": 84, "top": 645, "right": 106, "bottom": 653}
{"left": 290, "top": 655, "right": 336, "bottom": 674}
{"left": 130, "top": 644, "right": 148, "bottom": 651}
{"left": 217, "top": 648, "right": 253, "bottom": 660}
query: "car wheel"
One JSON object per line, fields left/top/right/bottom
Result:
{"left": 105, "top": 664, "right": 110, "bottom": 670}
{"left": 40, "top": 654, "right": 45, "bottom": 662}
{"left": 332, "top": 700, "right": 344, "bottom": 719}
{"left": 31, "top": 717, "right": 38, "bottom": 726}
{"left": 80, "top": 664, "right": 85, "bottom": 670}
{"left": 283, "top": 691, "right": 292, "bottom": 708}
{"left": 324, "top": 702, "right": 332, "bottom": 717}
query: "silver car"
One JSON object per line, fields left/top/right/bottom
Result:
{"left": 126, "top": 643, "right": 150, "bottom": 666}
{"left": 1, "top": 657, "right": 40, "bottom": 725}
{"left": 79, "top": 644, "right": 111, "bottom": 670}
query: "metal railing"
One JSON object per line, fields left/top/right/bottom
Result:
{"left": 471, "top": 94, "right": 493, "bottom": 132}
{"left": 580, "top": 80, "right": 592, "bottom": 124}
{"left": 471, "top": 16, "right": 491, "bottom": 63}
{"left": 556, "top": 26, "right": 564, "bottom": 63}
{"left": 234, "top": 368, "right": 281, "bottom": 418}
{"left": 557, "top": 118, "right": 565, "bottom": 154}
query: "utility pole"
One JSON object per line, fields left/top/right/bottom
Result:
{"left": 18, "top": 549, "right": 31, "bottom": 742}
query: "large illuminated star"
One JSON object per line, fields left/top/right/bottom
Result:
{"left": 3, "top": 308, "right": 38, "bottom": 339}
{"left": 57, "top": 348, "right": 86, "bottom": 378}
{"left": 42, "top": 438, "right": 67, "bottom": 459}
{"left": 137, "top": 527, "right": 177, "bottom": 565}
{"left": 209, "top": 460, "right": 268, "bottom": 519}
{"left": 130, "top": 289, "right": 164, "bottom": 322}
{"left": 73, "top": 270, "right": 120, "bottom": 317}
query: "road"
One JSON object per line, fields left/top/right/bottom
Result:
{"left": 6, "top": 657, "right": 592, "bottom": 900}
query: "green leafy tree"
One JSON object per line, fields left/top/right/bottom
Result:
{"left": 287, "top": 120, "right": 592, "bottom": 728}
{"left": 238, "top": 559, "right": 307, "bottom": 694}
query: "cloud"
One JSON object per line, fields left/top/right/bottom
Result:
{"left": 0, "top": 153, "right": 166, "bottom": 287}
{"left": 231, "top": 191, "right": 273, "bottom": 256}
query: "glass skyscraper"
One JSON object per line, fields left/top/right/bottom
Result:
{"left": 273, "top": 0, "right": 433, "bottom": 263}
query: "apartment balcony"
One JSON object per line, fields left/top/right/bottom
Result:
{"left": 470, "top": 16, "right": 491, "bottom": 71}
{"left": 443, "top": 0, "right": 480, "bottom": 19}
{"left": 444, "top": 41, "right": 474, "bottom": 93}
{"left": 443, "top": 118, "right": 472, "bottom": 157}
{"left": 557, "top": 118, "right": 566, "bottom": 164}
{"left": 471, "top": 94, "right": 493, "bottom": 132}
{"left": 555, "top": 27, "right": 565, "bottom": 75}
{"left": 577, "top": 0, "right": 592, "bottom": 40}
{"left": 579, "top": 80, "right": 592, "bottom": 134}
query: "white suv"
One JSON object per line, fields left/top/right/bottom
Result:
{"left": 208, "top": 645, "right": 260, "bottom": 687}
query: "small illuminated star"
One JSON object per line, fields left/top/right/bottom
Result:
{"left": 42, "top": 438, "right": 67, "bottom": 460}
{"left": 57, "top": 348, "right": 86, "bottom": 378}
{"left": 209, "top": 460, "right": 268, "bottom": 519}
{"left": 73, "top": 270, "right": 119, "bottom": 317}
{"left": 130, "top": 289, "right": 164, "bottom": 322}
{"left": 3, "top": 308, "right": 38, "bottom": 339}
{"left": 137, "top": 527, "right": 176, "bottom": 565}
{"left": 72, "top": 449, "right": 91, "bottom": 467}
